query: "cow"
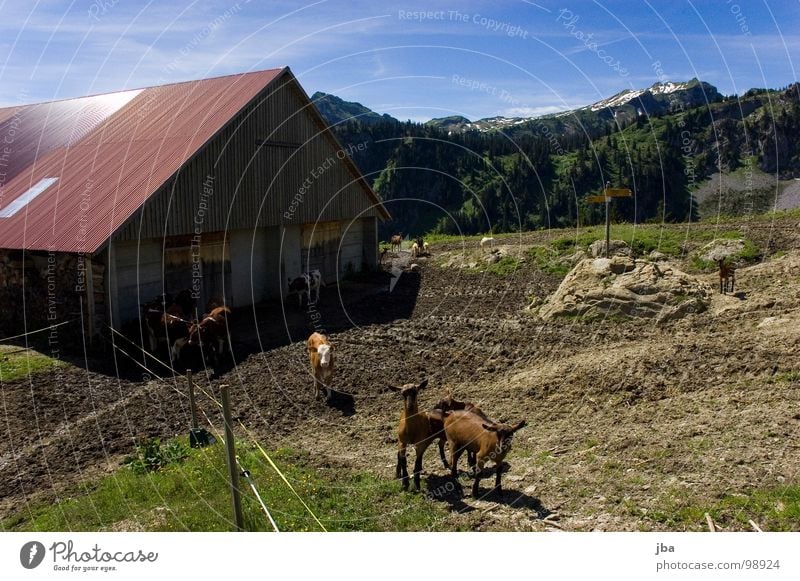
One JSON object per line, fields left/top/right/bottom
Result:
{"left": 287, "top": 270, "right": 324, "bottom": 307}
{"left": 141, "top": 298, "right": 190, "bottom": 354}
{"left": 307, "top": 331, "right": 334, "bottom": 401}
{"left": 175, "top": 306, "right": 231, "bottom": 367}
{"left": 390, "top": 234, "right": 403, "bottom": 253}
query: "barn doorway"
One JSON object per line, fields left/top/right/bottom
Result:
{"left": 164, "top": 232, "right": 232, "bottom": 315}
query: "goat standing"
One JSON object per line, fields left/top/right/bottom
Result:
{"left": 390, "top": 234, "right": 403, "bottom": 253}
{"left": 432, "top": 392, "right": 490, "bottom": 469}
{"left": 444, "top": 410, "right": 526, "bottom": 497}
{"left": 390, "top": 378, "right": 440, "bottom": 491}
{"left": 715, "top": 258, "right": 736, "bottom": 294}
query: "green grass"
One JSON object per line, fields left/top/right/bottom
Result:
{"left": 648, "top": 485, "right": 800, "bottom": 531}
{"left": 547, "top": 223, "right": 749, "bottom": 258}
{"left": 526, "top": 246, "right": 572, "bottom": 276}
{"left": 422, "top": 231, "right": 493, "bottom": 244}
{"left": 768, "top": 370, "right": 800, "bottom": 384}
{"left": 0, "top": 346, "right": 65, "bottom": 382}
{"left": 2, "top": 442, "right": 449, "bottom": 532}
{"left": 484, "top": 256, "right": 522, "bottom": 276}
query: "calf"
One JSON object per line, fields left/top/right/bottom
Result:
{"left": 179, "top": 306, "right": 231, "bottom": 367}
{"left": 141, "top": 300, "right": 189, "bottom": 354}
{"left": 307, "top": 332, "right": 334, "bottom": 401}
{"left": 443, "top": 410, "right": 526, "bottom": 497}
{"left": 390, "top": 378, "right": 440, "bottom": 491}
{"left": 287, "top": 270, "right": 324, "bottom": 307}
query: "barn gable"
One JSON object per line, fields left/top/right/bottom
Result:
{"left": 111, "top": 68, "right": 388, "bottom": 242}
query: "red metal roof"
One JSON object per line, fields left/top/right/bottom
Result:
{"left": 0, "top": 68, "right": 284, "bottom": 253}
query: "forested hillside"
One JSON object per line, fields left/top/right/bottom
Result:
{"left": 314, "top": 82, "right": 800, "bottom": 236}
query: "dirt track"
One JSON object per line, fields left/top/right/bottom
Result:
{"left": 2, "top": 222, "right": 800, "bottom": 530}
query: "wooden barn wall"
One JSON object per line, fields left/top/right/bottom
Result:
{"left": 108, "top": 239, "right": 163, "bottom": 325}
{"left": 113, "top": 71, "right": 379, "bottom": 244}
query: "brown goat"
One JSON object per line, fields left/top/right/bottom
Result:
{"left": 443, "top": 410, "right": 526, "bottom": 497}
{"left": 431, "top": 393, "right": 491, "bottom": 468}
{"left": 390, "top": 378, "right": 441, "bottom": 491}
{"left": 390, "top": 233, "right": 403, "bottom": 253}
{"left": 715, "top": 258, "right": 736, "bottom": 294}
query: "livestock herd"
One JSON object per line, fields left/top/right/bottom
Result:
{"left": 141, "top": 234, "right": 524, "bottom": 498}
{"left": 310, "top": 233, "right": 525, "bottom": 498}
{"left": 140, "top": 292, "right": 231, "bottom": 368}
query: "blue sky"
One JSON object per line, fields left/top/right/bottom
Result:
{"left": 0, "top": 0, "right": 797, "bottom": 121}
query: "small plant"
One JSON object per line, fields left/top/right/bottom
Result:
{"left": 123, "top": 438, "right": 189, "bottom": 474}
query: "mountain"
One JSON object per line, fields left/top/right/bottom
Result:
{"left": 427, "top": 78, "right": 722, "bottom": 136}
{"left": 310, "top": 91, "right": 398, "bottom": 126}
{"left": 320, "top": 81, "right": 800, "bottom": 237}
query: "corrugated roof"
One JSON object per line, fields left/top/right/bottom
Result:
{"left": 0, "top": 69, "right": 285, "bottom": 252}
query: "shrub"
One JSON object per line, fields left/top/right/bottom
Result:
{"left": 123, "top": 438, "right": 190, "bottom": 474}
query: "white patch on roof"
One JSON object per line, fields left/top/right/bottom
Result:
{"left": 0, "top": 177, "right": 58, "bottom": 218}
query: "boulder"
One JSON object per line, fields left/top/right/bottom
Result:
{"left": 538, "top": 258, "right": 710, "bottom": 322}
{"left": 589, "top": 239, "right": 631, "bottom": 258}
{"left": 699, "top": 239, "right": 745, "bottom": 262}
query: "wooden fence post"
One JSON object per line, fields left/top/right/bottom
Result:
{"left": 221, "top": 384, "right": 244, "bottom": 531}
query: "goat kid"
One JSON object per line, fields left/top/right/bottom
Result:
{"left": 480, "top": 236, "right": 495, "bottom": 252}
{"left": 308, "top": 332, "right": 334, "bottom": 401}
{"left": 431, "top": 392, "right": 490, "bottom": 469}
{"left": 715, "top": 259, "right": 736, "bottom": 294}
{"left": 390, "top": 234, "right": 403, "bottom": 253}
{"left": 443, "top": 410, "right": 526, "bottom": 497}
{"left": 390, "top": 378, "right": 440, "bottom": 491}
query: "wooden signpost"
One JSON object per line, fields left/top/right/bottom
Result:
{"left": 587, "top": 186, "right": 632, "bottom": 257}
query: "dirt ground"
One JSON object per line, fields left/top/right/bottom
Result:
{"left": 2, "top": 217, "right": 799, "bottom": 530}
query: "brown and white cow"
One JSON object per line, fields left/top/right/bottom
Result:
{"left": 174, "top": 306, "right": 231, "bottom": 367}
{"left": 141, "top": 298, "right": 190, "bottom": 354}
{"left": 307, "top": 331, "right": 334, "bottom": 401}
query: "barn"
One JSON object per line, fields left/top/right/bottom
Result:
{"left": 0, "top": 67, "right": 389, "bottom": 340}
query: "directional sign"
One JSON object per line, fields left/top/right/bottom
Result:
{"left": 604, "top": 188, "right": 633, "bottom": 198}
{"left": 587, "top": 195, "right": 610, "bottom": 203}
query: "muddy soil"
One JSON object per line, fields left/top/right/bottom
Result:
{"left": 2, "top": 227, "right": 800, "bottom": 531}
